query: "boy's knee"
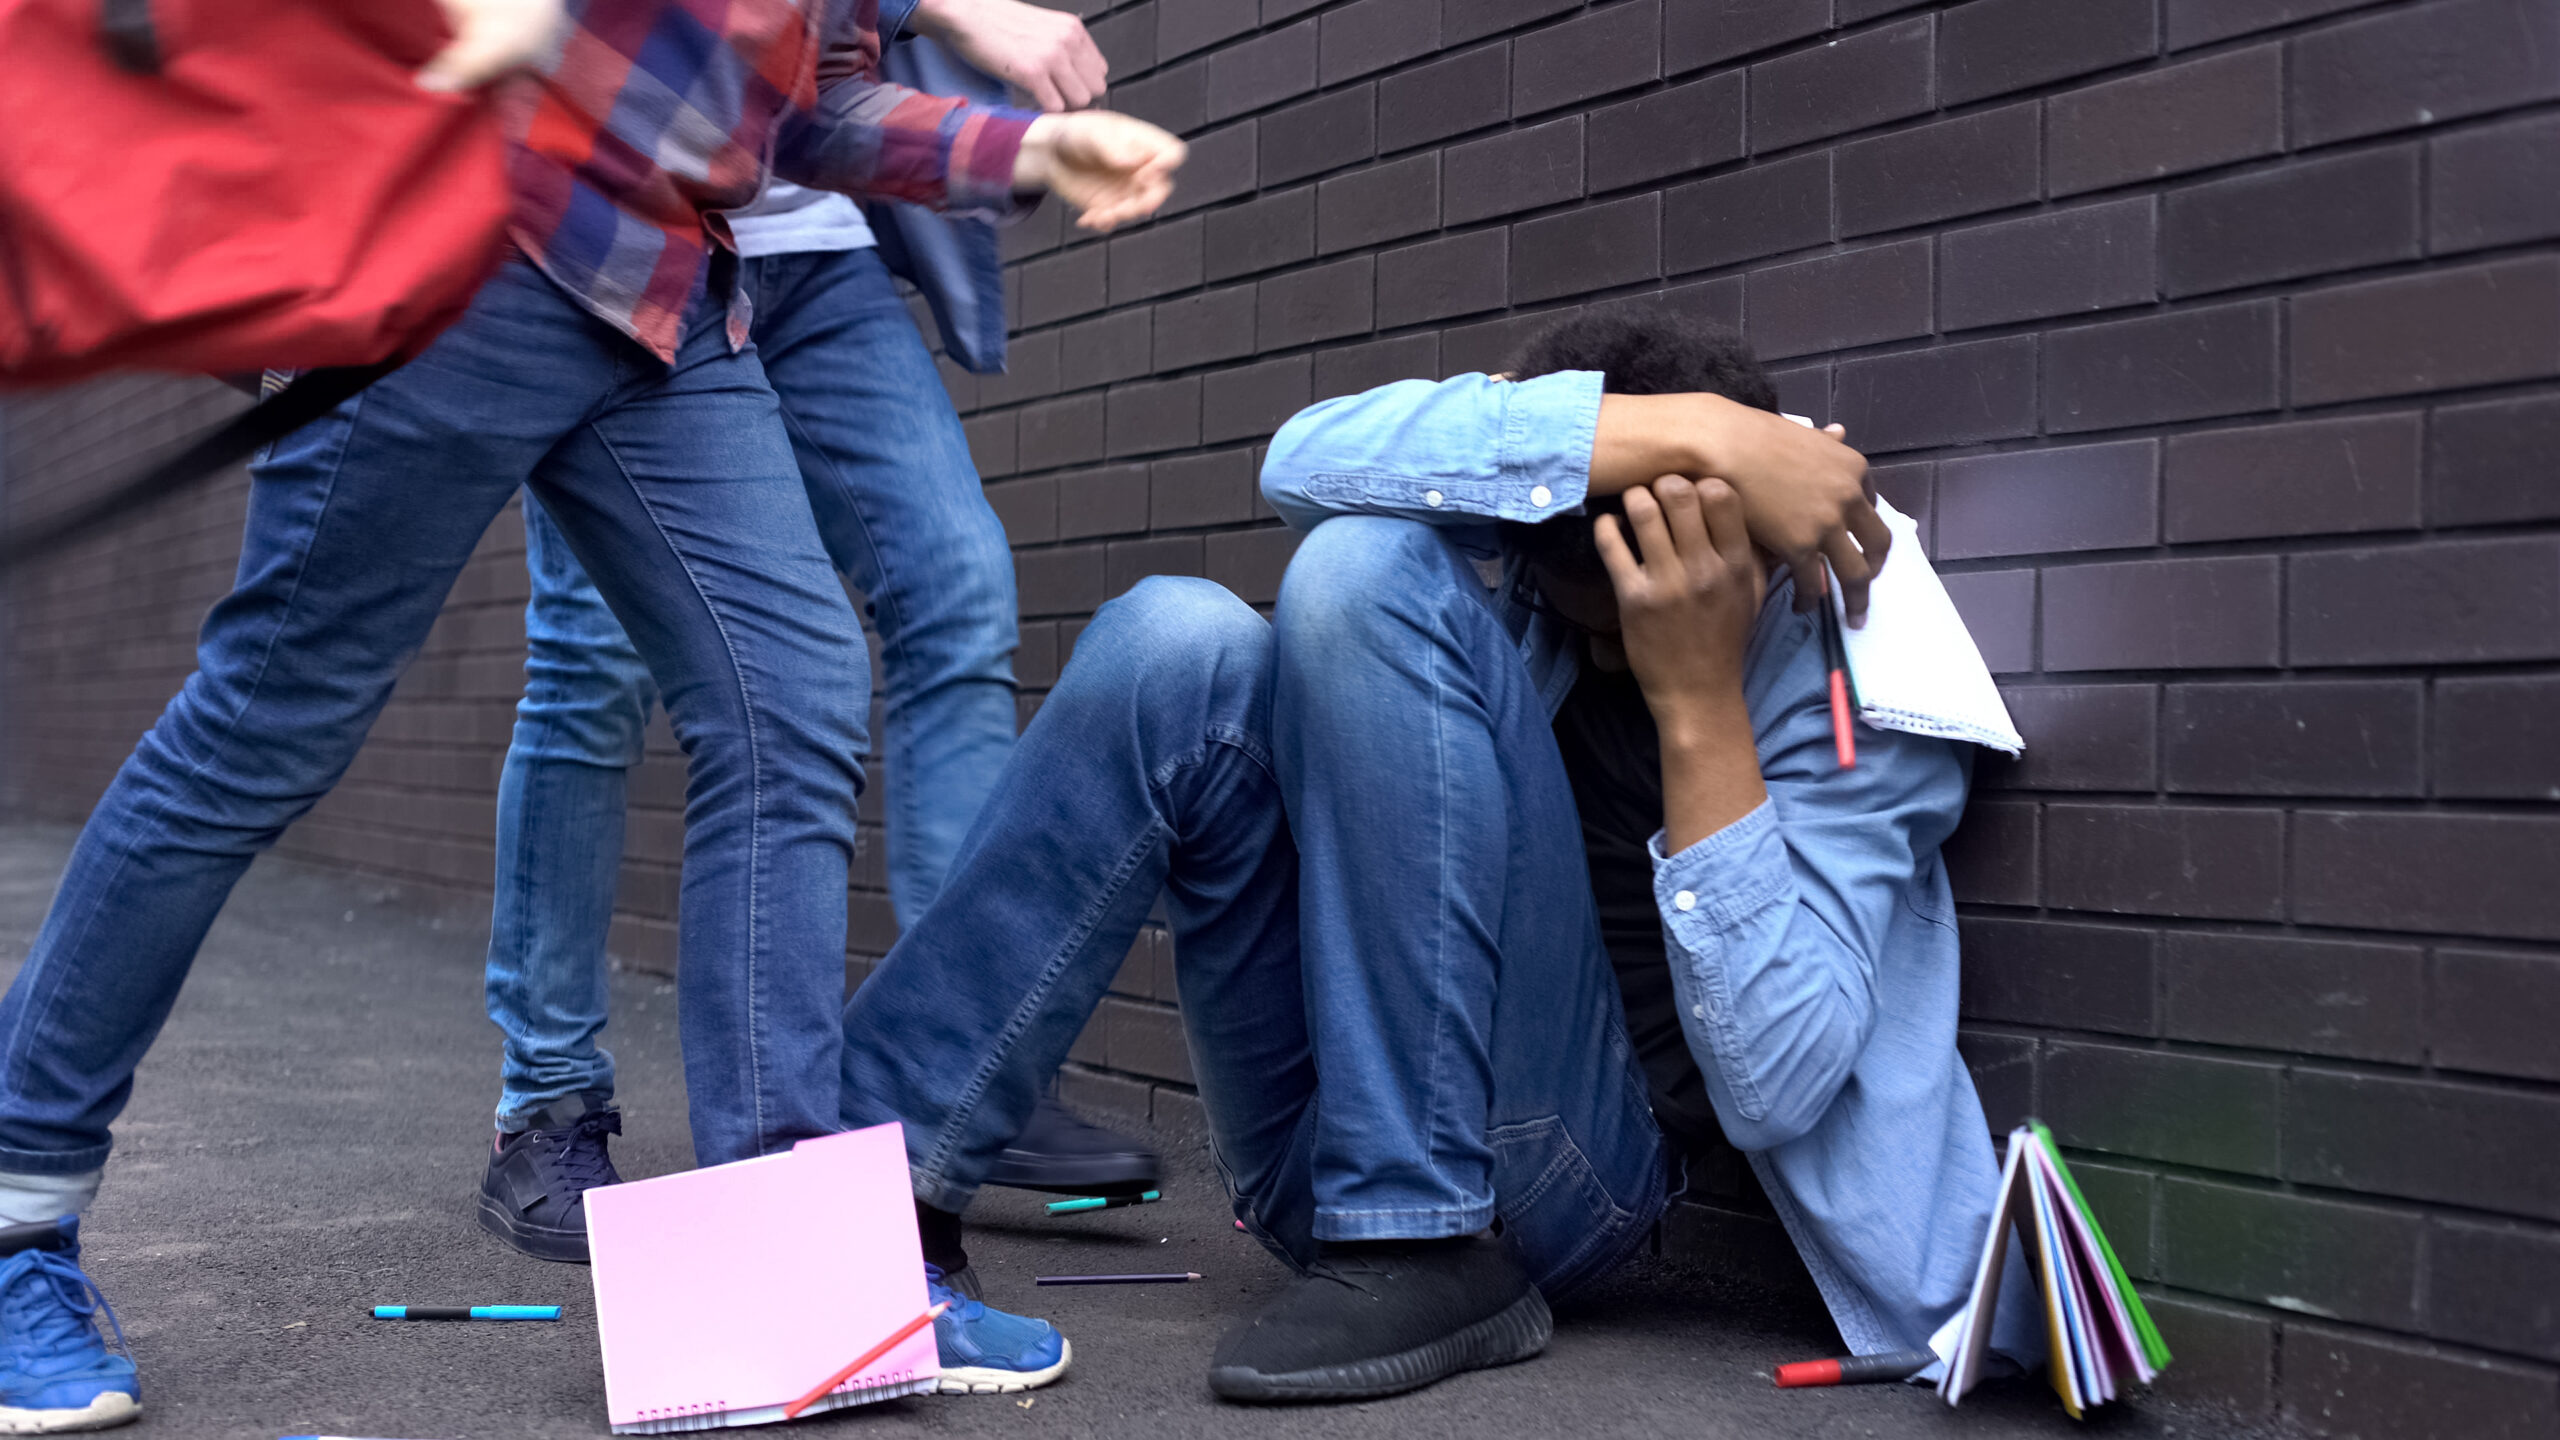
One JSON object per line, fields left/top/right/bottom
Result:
{"left": 1276, "top": 516, "right": 1473, "bottom": 648}
{"left": 1087, "top": 576, "right": 1270, "bottom": 667}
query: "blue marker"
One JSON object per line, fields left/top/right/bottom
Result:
{"left": 371, "top": 1304, "right": 560, "bottom": 1321}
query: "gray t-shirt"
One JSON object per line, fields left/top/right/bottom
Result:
{"left": 724, "top": 181, "right": 876, "bottom": 258}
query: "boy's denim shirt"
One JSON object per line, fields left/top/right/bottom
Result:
{"left": 1262, "top": 371, "right": 2043, "bottom": 1369}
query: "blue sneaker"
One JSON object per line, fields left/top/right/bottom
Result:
{"left": 0, "top": 1219, "right": 138, "bottom": 1433}
{"left": 926, "top": 1263, "right": 1069, "bottom": 1394}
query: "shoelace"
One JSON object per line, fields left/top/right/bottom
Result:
{"left": 1, "top": 1250, "right": 131, "bottom": 1366}
{"left": 542, "top": 1109, "right": 623, "bottom": 1196}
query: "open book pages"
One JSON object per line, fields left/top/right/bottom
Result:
{"left": 1933, "top": 1124, "right": 2171, "bottom": 1417}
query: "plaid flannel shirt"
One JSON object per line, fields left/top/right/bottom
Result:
{"left": 506, "top": 0, "right": 1034, "bottom": 362}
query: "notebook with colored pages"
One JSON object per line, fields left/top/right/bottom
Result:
{"left": 1934, "top": 1122, "right": 2171, "bottom": 1418}
{"left": 586, "top": 1123, "right": 938, "bottom": 1433}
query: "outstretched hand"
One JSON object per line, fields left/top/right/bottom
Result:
{"left": 1014, "top": 112, "right": 1186, "bottom": 232}
{"left": 418, "top": 0, "right": 563, "bottom": 92}
{"left": 910, "top": 0, "right": 1110, "bottom": 111}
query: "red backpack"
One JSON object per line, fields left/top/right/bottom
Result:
{"left": 0, "top": 0, "right": 513, "bottom": 384}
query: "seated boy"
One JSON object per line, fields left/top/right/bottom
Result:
{"left": 833, "top": 313, "right": 2038, "bottom": 1401}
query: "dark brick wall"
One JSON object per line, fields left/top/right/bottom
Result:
{"left": 6, "top": 1, "right": 2560, "bottom": 1431}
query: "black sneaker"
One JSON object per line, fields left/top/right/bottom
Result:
{"left": 983, "top": 1095, "right": 1161, "bottom": 1197}
{"left": 1207, "top": 1235, "right": 1551, "bottom": 1404}
{"left": 475, "top": 1093, "right": 622, "bottom": 1263}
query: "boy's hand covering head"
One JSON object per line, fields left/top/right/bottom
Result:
{"left": 1596, "top": 477, "right": 1767, "bottom": 720}
{"left": 1509, "top": 312, "right": 1890, "bottom": 625}
{"left": 1014, "top": 112, "right": 1186, "bottom": 232}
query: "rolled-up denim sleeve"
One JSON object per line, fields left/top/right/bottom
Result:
{"left": 1258, "top": 371, "right": 1602, "bottom": 534}
{"left": 1648, "top": 633, "right": 1971, "bottom": 1152}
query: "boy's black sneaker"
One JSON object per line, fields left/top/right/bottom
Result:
{"left": 983, "top": 1095, "right": 1160, "bottom": 1197}
{"left": 1206, "top": 1234, "right": 1551, "bottom": 1404}
{"left": 475, "top": 1092, "right": 622, "bottom": 1264}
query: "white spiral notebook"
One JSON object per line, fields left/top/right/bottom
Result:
{"left": 1832, "top": 495, "right": 2023, "bottom": 756}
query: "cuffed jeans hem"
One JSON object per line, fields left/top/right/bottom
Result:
{"left": 0, "top": 1167, "right": 104, "bottom": 1224}
{"left": 495, "top": 1082, "right": 615, "bottom": 1133}
{"left": 1313, "top": 1202, "right": 1496, "bottom": 1243}
{"left": 0, "top": 1141, "right": 111, "bottom": 1175}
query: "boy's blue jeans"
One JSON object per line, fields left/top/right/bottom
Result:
{"left": 486, "top": 248, "right": 1018, "bottom": 1129}
{"left": 0, "top": 256, "right": 868, "bottom": 1185}
{"left": 840, "top": 519, "right": 1670, "bottom": 1296}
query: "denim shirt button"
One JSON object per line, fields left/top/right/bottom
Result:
{"left": 1674, "top": 889, "right": 1697, "bottom": 912}
{"left": 1423, "top": 489, "right": 1444, "bottom": 507}
{"left": 1529, "top": 484, "right": 1552, "bottom": 507}
{"left": 1691, "top": 1002, "right": 1707, "bottom": 1021}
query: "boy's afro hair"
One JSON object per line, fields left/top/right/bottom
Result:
{"left": 1507, "top": 310, "right": 1779, "bottom": 412}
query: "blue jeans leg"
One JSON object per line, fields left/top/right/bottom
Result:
{"left": 837, "top": 579, "right": 1314, "bottom": 1251}
{"left": 485, "top": 497, "right": 657, "bottom": 1130}
{"left": 746, "top": 249, "right": 1019, "bottom": 925}
{"left": 482, "top": 247, "right": 1007, "bottom": 1128}
{"left": 1272, "top": 517, "right": 1668, "bottom": 1295}
{"left": 0, "top": 257, "right": 865, "bottom": 1182}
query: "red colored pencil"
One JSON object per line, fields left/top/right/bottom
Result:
{"left": 782, "top": 1301, "right": 947, "bottom": 1420}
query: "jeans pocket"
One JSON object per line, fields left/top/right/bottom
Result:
{"left": 1489, "top": 1114, "right": 1665, "bottom": 1300}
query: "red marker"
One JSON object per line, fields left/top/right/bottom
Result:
{"left": 1817, "top": 592, "right": 1857, "bottom": 769}
{"left": 1775, "top": 1347, "right": 1936, "bottom": 1388}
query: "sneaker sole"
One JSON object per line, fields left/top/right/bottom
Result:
{"left": 474, "top": 1189, "right": 589, "bottom": 1264}
{"left": 0, "top": 1391, "right": 139, "bottom": 1434}
{"left": 982, "top": 1156, "right": 1162, "bottom": 1196}
{"left": 1207, "top": 1288, "right": 1552, "bottom": 1405}
{"left": 936, "top": 1338, "right": 1072, "bottom": 1395}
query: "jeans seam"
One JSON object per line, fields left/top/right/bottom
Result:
{"left": 1425, "top": 596, "right": 1464, "bottom": 1207}
{"left": 0, "top": 389, "right": 367, "bottom": 1160}
{"left": 585, "top": 422, "right": 773, "bottom": 1155}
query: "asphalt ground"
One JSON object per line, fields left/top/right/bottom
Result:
{"left": 0, "top": 823, "right": 2288, "bottom": 1440}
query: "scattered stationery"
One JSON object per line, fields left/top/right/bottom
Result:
{"left": 1933, "top": 1123, "right": 2171, "bottom": 1418}
{"left": 1775, "top": 1348, "right": 1935, "bottom": 1388}
{"left": 1035, "top": 1271, "right": 1202, "bottom": 1286}
{"left": 586, "top": 1123, "right": 939, "bottom": 1433}
{"left": 782, "top": 1303, "right": 948, "bottom": 1420}
{"left": 370, "top": 1305, "right": 558, "bottom": 1322}
{"left": 1046, "top": 1190, "right": 1162, "bottom": 1214}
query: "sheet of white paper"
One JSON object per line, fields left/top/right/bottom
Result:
{"left": 1831, "top": 498, "right": 2024, "bottom": 755}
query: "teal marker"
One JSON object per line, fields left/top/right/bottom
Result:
{"left": 1045, "top": 1189, "right": 1161, "bottom": 1214}
{"left": 371, "top": 1304, "right": 560, "bottom": 1321}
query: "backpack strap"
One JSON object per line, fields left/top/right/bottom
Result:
{"left": 0, "top": 362, "right": 397, "bottom": 572}
{"left": 97, "top": 0, "right": 162, "bottom": 73}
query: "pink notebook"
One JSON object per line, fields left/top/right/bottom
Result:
{"left": 586, "top": 1124, "right": 938, "bottom": 1433}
